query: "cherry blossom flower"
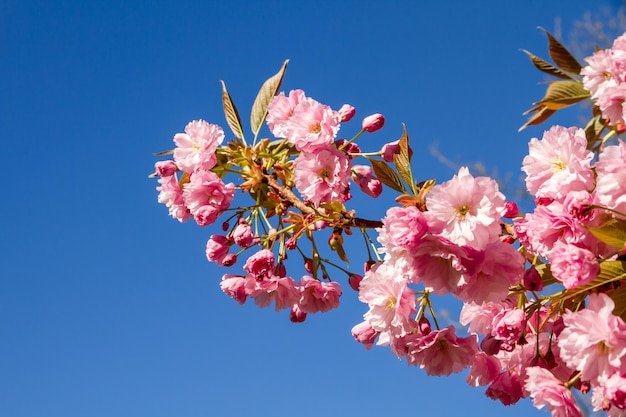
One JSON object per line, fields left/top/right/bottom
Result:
{"left": 377, "top": 205, "right": 428, "bottom": 257}
{"left": 220, "top": 274, "right": 247, "bottom": 305}
{"left": 467, "top": 352, "right": 501, "bottom": 387}
{"left": 485, "top": 370, "right": 524, "bottom": 406}
{"left": 156, "top": 174, "right": 191, "bottom": 222}
{"left": 352, "top": 321, "right": 379, "bottom": 350}
{"left": 297, "top": 276, "right": 342, "bottom": 313}
{"left": 358, "top": 260, "right": 416, "bottom": 346}
{"left": 266, "top": 89, "right": 306, "bottom": 138}
{"left": 293, "top": 146, "right": 351, "bottom": 206}
{"left": 558, "top": 293, "right": 626, "bottom": 384}
{"left": 232, "top": 222, "right": 254, "bottom": 248}
{"left": 245, "top": 273, "right": 300, "bottom": 311}
{"left": 283, "top": 95, "right": 341, "bottom": 152}
{"left": 595, "top": 140, "right": 626, "bottom": 216}
{"left": 205, "top": 234, "right": 230, "bottom": 266}
{"left": 522, "top": 126, "right": 595, "bottom": 201}
{"left": 243, "top": 249, "right": 276, "bottom": 279}
{"left": 182, "top": 170, "right": 236, "bottom": 226}
{"left": 548, "top": 242, "right": 599, "bottom": 289}
{"left": 425, "top": 167, "right": 504, "bottom": 250}
{"left": 525, "top": 367, "right": 582, "bottom": 417}
{"left": 351, "top": 165, "right": 382, "bottom": 198}
{"left": 173, "top": 120, "right": 224, "bottom": 173}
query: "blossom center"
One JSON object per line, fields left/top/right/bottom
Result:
{"left": 385, "top": 296, "right": 397, "bottom": 310}
{"left": 456, "top": 204, "right": 470, "bottom": 218}
{"left": 309, "top": 122, "right": 321, "bottom": 134}
{"left": 319, "top": 168, "right": 331, "bottom": 178}
{"left": 551, "top": 159, "right": 567, "bottom": 171}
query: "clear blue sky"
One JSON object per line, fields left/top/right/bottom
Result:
{"left": 1, "top": 1, "right": 622, "bottom": 416}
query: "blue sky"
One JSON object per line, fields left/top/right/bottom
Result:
{"left": 1, "top": 1, "right": 623, "bottom": 416}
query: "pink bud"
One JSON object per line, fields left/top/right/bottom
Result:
{"left": 380, "top": 140, "right": 399, "bottom": 162}
{"left": 304, "top": 258, "right": 314, "bottom": 274}
{"left": 221, "top": 221, "right": 230, "bottom": 232}
{"left": 351, "top": 165, "right": 382, "bottom": 198}
{"left": 362, "top": 113, "right": 385, "bottom": 133}
{"left": 503, "top": 202, "right": 520, "bottom": 218}
{"left": 232, "top": 223, "right": 253, "bottom": 248}
{"left": 206, "top": 235, "right": 231, "bottom": 266}
{"left": 285, "top": 237, "right": 297, "bottom": 250}
{"left": 290, "top": 304, "right": 307, "bottom": 323}
{"left": 348, "top": 274, "right": 363, "bottom": 291}
{"left": 523, "top": 267, "right": 543, "bottom": 292}
{"left": 222, "top": 254, "right": 237, "bottom": 267}
{"left": 351, "top": 321, "right": 378, "bottom": 350}
{"left": 338, "top": 104, "right": 356, "bottom": 122}
{"left": 154, "top": 160, "right": 177, "bottom": 177}
{"left": 418, "top": 317, "right": 431, "bottom": 335}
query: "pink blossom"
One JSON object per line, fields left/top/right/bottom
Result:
{"left": 425, "top": 167, "right": 505, "bottom": 250}
{"left": 297, "top": 276, "right": 342, "bottom": 313}
{"left": 380, "top": 140, "right": 399, "bottom": 163}
{"left": 352, "top": 321, "right": 378, "bottom": 350}
{"left": 232, "top": 222, "right": 254, "bottom": 248}
{"left": 182, "top": 170, "right": 235, "bottom": 226}
{"left": 521, "top": 126, "right": 594, "bottom": 200}
{"left": 525, "top": 367, "right": 582, "bottom": 417}
{"left": 361, "top": 113, "right": 385, "bottom": 132}
{"left": 467, "top": 352, "right": 501, "bottom": 387}
{"left": 173, "top": 120, "right": 224, "bottom": 173}
{"left": 406, "top": 326, "right": 478, "bottom": 376}
{"left": 156, "top": 174, "right": 191, "bottom": 222}
{"left": 412, "top": 235, "right": 468, "bottom": 295}
{"left": 266, "top": 89, "right": 306, "bottom": 138}
{"left": 595, "top": 140, "right": 626, "bottom": 215}
{"left": 460, "top": 301, "right": 508, "bottom": 336}
{"left": 492, "top": 308, "right": 526, "bottom": 345}
{"left": 592, "top": 372, "right": 626, "bottom": 413}
{"left": 245, "top": 273, "right": 300, "bottom": 311}
{"left": 548, "top": 242, "right": 599, "bottom": 289}
{"left": 220, "top": 274, "right": 247, "bottom": 305}
{"left": 358, "top": 260, "right": 416, "bottom": 346}
{"left": 154, "top": 160, "right": 177, "bottom": 177}
{"left": 338, "top": 104, "right": 356, "bottom": 122}
{"left": 283, "top": 95, "right": 341, "bottom": 152}
{"left": 351, "top": 165, "right": 382, "bottom": 198}
{"left": 243, "top": 249, "right": 276, "bottom": 278}
{"left": 558, "top": 293, "right": 626, "bottom": 384}
{"left": 293, "top": 146, "right": 351, "bottom": 206}
{"left": 206, "top": 234, "right": 231, "bottom": 266}
{"left": 377, "top": 205, "right": 428, "bottom": 257}
{"left": 485, "top": 370, "right": 524, "bottom": 406}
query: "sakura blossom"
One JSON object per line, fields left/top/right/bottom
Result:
{"left": 293, "top": 146, "right": 351, "bottom": 206}
{"left": 297, "top": 276, "right": 342, "bottom": 313}
{"left": 521, "top": 126, "right": 595, "bottom": 201}
{"left": 424, "top": 166, "right": 505, "bottom": 250}
{"left": 173, "top": 120, "right": 224, "bottom": 173}
{"left": 548, "top": 242, "right": 600, "bottom": 289}
{"left": 182, "top": 170, "right": 236, "bottom": 226}
{"left": 525, "top": 367, "right": 582, "bottom": 417}
{"left": 595, "top": 140, "right": 626, "bottom": 216}
{"left": 156, "top": 174, "right": 191, "bottom": 223}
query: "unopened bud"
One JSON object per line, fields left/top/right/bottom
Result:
{"left": 362, "top": 113, "right": 385, "bottom": 133}
{"left": 338, "top": 104, "right": 356, "bottom": 122}
{"left": 222, "top": 254, "right": 237, "bottom": 267}
{"left": 154, "top": 160, "right": 177, "bottom": 177}
{"left": 222, "top": 221, "right": 230, "bottom": 232}
{"left": 285, "top": 237, "right": 297, "bottom": 250}
{"left": 304, "top": 258, "right": 314, "bottom": 274}
{"left": 503, "top": 201, "right": 520, "bottom": 218}
{"left": 348, "top": 274, "right": 363, "bottom": 291}
{"left": 380, "top": 140, "right": 399, "bottom": 162}
{"left": 290, "top": 304, "right": 307, "bottom": 323}
{"left": 418, "top": 317, "right": 431, "bottom": 335}
{"left": 523, "top": 267, "right": 543, "bottom": 292}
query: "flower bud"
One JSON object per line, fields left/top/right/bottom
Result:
{"left": 418, "top": 317, "right": 431, "bottom": 335}
{"left": 380, "top": 140, "right": 399, "bottom": 162}
{"left": 503, "top": 201, "right": 520, "bottom": 218}
{"left": 351, "top": 321, "right": 378, "bottom": 350}
{"left": 222, "top": 254, "right": 237, "bottom": 267}
{"left": 523, "top": 267, "right": 543, "bottom": 292}
{"left": 338, "top": 104, "right": 356, "bottom": 122}
{"left": 304, "top": 258, "right": 314, "bottom": 274}
{"left": 206, "top": 235, "right": 231, "bottom": 266}
{"left": 348, "top": 274, "right": 363, "bottom": 291}
{"left": 362, "top": 113, "right": 385, "bottom": 133}
{"left": 232, "top": 222, "right": 254, "bottom": 248}
{"left": 290, "top": 304, "right": 307, "bottom": 323}
{"left": 154, "top": 160, "right": 177, "bottom": 177}
{"left": 285, "top": 237, "right": 297, "bottom": 250}
{"left": 351, "top": 165, "right": 382, "bottom": 198}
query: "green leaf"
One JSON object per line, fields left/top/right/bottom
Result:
{"left": 521, "top": 49, "right": 573, "bottom": 80}
{"left": 608, "top": 284, "right": 626, "bottom": 322}
{"left": 541, "top": 28, "right": 583, "bottom": 75}
{"left": 250, "top": 59, "right": 289, "bottom": 138}
{"left": 397, "top": 124, "right": 413, "bottom": 162}
{"left": 153, "top": 149, "right": 174, "bottom": 156}
{"left": 537, "top": 80, "right": 590, "bottom": 110}
{"left": 394, "top": 125, "right": 415, "bottom": 194}
{"left": 597, "top": 260, "right": 626, "bottom": 282}
{"left": 220, "top": 80, "right": 244, "bottom": 140}
{"left": 587, "top": 219, "right": 626, "bottom": 249}
{"left": 370, "top": 158, "right": 406, "bottom": 193}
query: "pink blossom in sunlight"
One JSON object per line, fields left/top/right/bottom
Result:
{"left": 558, "top": 293, "right": 626, "bottom": 384}
{"left": 407, "top": 326, "right": 478, "bottom": 376}
{"left": 293, "top": 146, "right": 350, "bottom": 206}
{"left": 205, "top": 234, "right": 230, "bottom": 266}
{"left": 284, "top": 96, "right": 341, "bottom": 152}
{"left": 525, "top": 367, "right": 582, "bottom": 417}
{"left": 467, "top": 352, "right": 501, "bottom": 387}
{"left": 297, "top": 276, "right": 342, "bottom": 313}
{"left": 521, "top": 126, "right": 594, "bottom": 200}
{"left": 232, "top": 222, "right": 254, "bottom": 248}
{"left": 460, "top": 301, "right": 508, "bottom": 336}
{"left": 361, "top": 113, "right": 385, "bottom": 132}
{"left": 220, "top": 274, "right": 247, "bottom": 305}
{"left": 243, "top": 249, "right": 276, "bottom": 278}
{"left": 548, "top": 242, "right": 599, "bottom": 289}
{"left": 595, "top": 140, "right": 626, "bottom": 215}
{"left": 377, "top": 205, "right": 428, "bottom": 257}
{"left": 358, "top": 260, "right": 416, "bottom": 346}
{"left": 425, "top": 167, "right": 504, "bottom": 250}
{"left": 182, "top": 170, "right": 235, "bottom": 226}
{"left": 245, "top": 273, "right": 300, "bottom": 312}
{"left": 156, "top": 174, "right": 191, "bottom": 222}
{"left": 173, "top": 120, "right": 224, "bottom": 173}
{"left": 266, "top": 89, "right": 306, "bottom": 138}
{"left": 352, "top": 321, "right": 378, "bottom": 350}
{"left": 485, "top": 370, "right": 524, "bottom": 406}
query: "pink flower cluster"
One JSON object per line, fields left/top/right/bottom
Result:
{"left": 582, "top": 32, "right": 626, "bottom": 128}
{"left": 155, "top": 120, "right": 236, "bottom": 226}
{"left": 516, "top": 125, "right": 623, "bottom": 289}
